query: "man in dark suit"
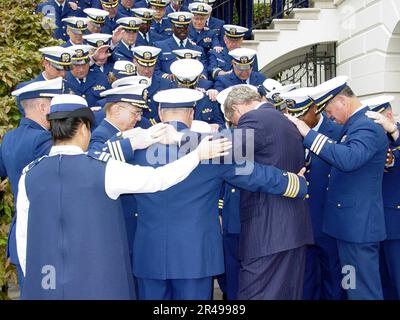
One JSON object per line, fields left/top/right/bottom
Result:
{"left": 223, "top": 86, "right": 313, "bottom": 300}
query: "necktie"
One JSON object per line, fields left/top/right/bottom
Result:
{"left": 78, "top": 78, "right": 84, "bottom": 85}
{"left": 180, "top": 40, "right": 184, "bottom": 48}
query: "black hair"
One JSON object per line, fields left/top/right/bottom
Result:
{"left": 50, "top": 117, "right": 91, "bottom": 142}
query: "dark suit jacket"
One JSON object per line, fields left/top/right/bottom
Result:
{"left": 238, "top": 103, "right": 314, "bottom": 260}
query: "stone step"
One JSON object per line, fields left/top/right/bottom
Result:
{"left": 291, "top": 8, "right": 321, "bottom": 20}
{"left": 253, "top": 30, "right": 280, "bottom": 41}
{"left": 241, "top": 40, "right": 260, "bottom": 51}
{"left": 314, "top": 0, "right": 337, "bottom": 9}
{"left": 271, "top": 19, "right": 301, "bottom": 31}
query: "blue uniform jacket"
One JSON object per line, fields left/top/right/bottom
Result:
{"left": 305, "top": 116, "right": 343, "bottom": 239}
{"left": 131, "top": 121, "right": 307, "bottom": 279}
{"left": 154, "top": 36, "right": 206, "bottom": 78}
{"left": 90, "top": 61, "right": 114, "bottom": 77}
{"left": 207, "top": 16, "right": 225, "bottom": 43}
{"left": 208, "top": 46, "right": 260, "bottom": 79}
{"left": 221, "top": 182, "right": 241, "bottom": 235}
{"left": 165, "top": 3, "right": 189, "bottom": 15}
{"left": 89, "top": 119, "right": 140, "bottom": 256}
{"left": 102, "top": 14, "right": 122, "bottom": 34}
{"left": 150, "top": 17, "right": 173, "bottom": 41}
{"left": 1, "top": 118, "right": 53, "bottom": 264}
{"left": 111, "top": 41, "right": 135, "bottom": 62}
{"left": 20, "top": 152, "right": 134, "bottom": 299}
{"left": 64, "top": 69, "right": 110, "bottom": 107}
{"left": 36, "top": 0, "right": 76, "bottom": 41}
{"left": 214, "top": 70, "right": 267, "bottom": 93}
{"left": 142, "top": 76, "right": 175, "bottom": 124}
{"left": 303, "top": 107, "right": 388, "bottom": 243}
{"left": 194, "top": 95, "right": 225, "bottom": 129}
{"left": 135, "top": 30, "right": 164, "bottom": 46}
{"left": 117, "top": 1, "right": 148, "bottom": 17}
{"left": 382, "top": 132, "right": 400, "bottom": 240}
{"left": 188, "top": 25, "right": 221, "bottom": 59}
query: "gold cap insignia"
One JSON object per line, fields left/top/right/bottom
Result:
{"left": 125, "top": 64, "right": 136, "bottom": 74}
{"left": 75, "top": 49, "right": 84, "bottom": 58}
{"left": 286, "top": 99, "right": 296, "bottom": 108}
{"left": 61, "top": 53, "right": 71, "bottom": 63}
{"left": 76, "top": 20, "right": 84, "bottom": 28}
{"left": 143, "top": 52, "right": 152, "bottom": 60}
{"left": 272, "top": 93, "right": 283, "bottom": 103}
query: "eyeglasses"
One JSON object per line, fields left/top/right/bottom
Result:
{"left": 123, "top": 106, "right": 143, "bottom": 117}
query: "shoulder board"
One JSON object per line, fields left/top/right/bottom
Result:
{"left": 86, "top": 149, "right": 112, "bottom": 163}
{"left": 22, "top": 155, "right": 48, "bottom": 174}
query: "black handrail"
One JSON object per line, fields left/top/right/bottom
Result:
{"left": 212, "top": 0, "right": 310, "bottom": 36}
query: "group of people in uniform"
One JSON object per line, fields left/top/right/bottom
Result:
{"left": 0, "top": 0, "right": 399, "bottom": 300}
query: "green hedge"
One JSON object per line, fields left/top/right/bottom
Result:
{"left": 0, "top": 0, "right": 60, "bottom": 299}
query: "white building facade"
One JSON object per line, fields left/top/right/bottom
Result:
{"left": 247, "top": 0, "right": 400, "bottom": 111}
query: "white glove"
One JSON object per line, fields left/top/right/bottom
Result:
{"left": 284, "top": 114, "right": 311, "bottom": 137}
{"left": 207, "top": 89, "right": 219, "bottom": 102}
{"left": 196, "top": 136, "right": 232, "bottom": 161}
{"left": 154, "top": 124, "right": 184, "bottom": 145}
{"left": 126, "top": 124, "right": 167, "bottom": 150}
{"left": 365, "top": 111, "right": 399, "bottom": 140}
{"left": 365, "top": 111, "right": 396, "bottom": 132}
{"left": 121, "top": 127, "right": 143, "bottom": 140}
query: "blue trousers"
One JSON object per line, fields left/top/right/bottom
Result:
{"left": 381, "top": 239, "right": 400, "bottom": 299}
{"left": 303, "top": 236, "right": 346, "bottom": 300}
{"left": 137, "top": 277, "right": 213, "bottom": 300}
{"left": 221, "top": 233, "right": 240, "bottom": 300}
{"left": 336, "top": 240, "right": 383, "bottom": 300}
